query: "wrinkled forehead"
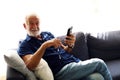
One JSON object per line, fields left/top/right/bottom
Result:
{"left": 25, "top": 14, "right": 40, "bottom": 23}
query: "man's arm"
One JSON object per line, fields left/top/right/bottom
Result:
{"left": 22, "top": 42, "right": 48, "bottom": 70}
{"left": 22, "top": 38, "right": 62, "bottom": 70}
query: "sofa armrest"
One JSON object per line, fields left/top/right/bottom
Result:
{"left": 6, "top": 66, "right": 26, "bottom": 80}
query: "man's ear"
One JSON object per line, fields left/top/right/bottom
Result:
{"left": 23, "top": 23, "right": 26, "bottom": 29}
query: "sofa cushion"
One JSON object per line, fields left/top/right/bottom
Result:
{"left": 106, "top": 59, "right": 120, "bottom": 80}
{"left": 58, "top": 32, "right": 89, "bottom": 60}
{"left": 87, "top": 30, "right": 120, "bottom": 61}
{"left": 72, "top": 32, "right": 89, "bottom": 60}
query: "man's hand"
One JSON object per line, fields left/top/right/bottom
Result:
{"left": 65, "top": 34, "right": 76, "bottom": 48}
{"left": 45, "top": 38, "right": 62, "bottom": 48}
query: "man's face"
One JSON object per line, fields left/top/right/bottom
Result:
{"left": 25, "top": 15, "right": 40, "bottom": 37}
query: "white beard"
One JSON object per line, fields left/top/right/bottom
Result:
{"left": 27, "top": 30, "right": 40, "bottom": 37}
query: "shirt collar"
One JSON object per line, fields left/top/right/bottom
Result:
{"left": 26, "top": 34, "right": 33, "bottom": 41}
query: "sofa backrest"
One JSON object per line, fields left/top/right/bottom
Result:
{"left": 87, "top": 30, "right": 120, "bottom": 61}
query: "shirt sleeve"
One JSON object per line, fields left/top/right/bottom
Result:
{"left": 17, "top": 40, "right": 34, "bottom": 57}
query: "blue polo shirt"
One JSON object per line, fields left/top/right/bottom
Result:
{"left": 17, "top": 31, "right": 80, "bottom": 75}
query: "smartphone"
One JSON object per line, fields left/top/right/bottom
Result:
{"left": 67, "top": 26, "right": 73, "bottom": 36}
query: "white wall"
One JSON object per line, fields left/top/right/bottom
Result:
{"left": 0, "top": 0, "right": 120, "bottom": 49}
{"left": 0, "top": 0, "right": 120, "bottom": 75}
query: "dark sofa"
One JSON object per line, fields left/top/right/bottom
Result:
{"left": 6, "top": 31, "right": 120, "bottom": 80}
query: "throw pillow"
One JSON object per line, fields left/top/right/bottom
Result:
{"left": 34, "top": 58, "right": 54, "bottom": 80}
{"left": 4, "top": 50, "right": 37, "bottom": 80}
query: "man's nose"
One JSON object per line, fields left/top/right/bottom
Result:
{"left": 33, "top": 24, "right": 38, "bottom": 28}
